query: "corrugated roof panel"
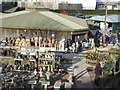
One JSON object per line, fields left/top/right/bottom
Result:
{"left": 89, "top": 14, "right": 120, "bottom": 23}
{"left": 56, "top": 13, "right": 89, "bottom": 30}
{"left": 1, "top": 11, "right": 89, "bottom": 32}
{"left": 39, "top": 11, "right": 86, "bottom": 30}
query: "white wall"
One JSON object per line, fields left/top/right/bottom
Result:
{"left": 107, "top": 5, "right": 112, "bottom": 9}
{"left": 80, "top": 0, "right": 97, "bottom": 9}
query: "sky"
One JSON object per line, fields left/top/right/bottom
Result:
{"left": 53, "top": 0, "right": 120, "bottom": 3}
{"left": 1, "top": 0, "right": 119, "bottom": 3}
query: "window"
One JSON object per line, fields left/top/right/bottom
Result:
{"left": 113, "top": 5, "right": 117, "bottom": 8}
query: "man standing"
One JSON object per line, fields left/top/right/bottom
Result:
{"left": 94, "top": 58, "right": 103, "bottom": 86}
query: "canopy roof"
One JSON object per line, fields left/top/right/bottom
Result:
{"left": 89, "top": 14, "right": 120, "bottom": 23}
{"left": 0, "top": 10, "right": 89, "bottom": 32}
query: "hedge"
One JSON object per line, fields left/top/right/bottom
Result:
{"left": 50, "top": 9, "right": 120, "bottom": 15}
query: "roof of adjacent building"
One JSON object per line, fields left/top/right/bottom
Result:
{"left": 0, "top": 13, "right": 4, "bottom": 15}
{"left": 0, "top": 10, "right": 89, "bottom": 32}
{"left": 89, "top": 14, "right": 120, "bottom": 23}
{"left": 4, "top": 6, "right": 18, "bottom": 13}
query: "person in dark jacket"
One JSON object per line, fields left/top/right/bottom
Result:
{"left": 94, "top": 61, "right": 103, "bottom": 86}
{"left": 106, "top": 35, "right": 110, "bottom": 46}
{"left": 78, "top": 40, "right": 83, "bottom": 51}
{"left": 111, "top": 34, "right": 116, "bottom": 45}
{"left": 118, "top": 33, "right": 120, "bottom": 43}
{"left": 94, "top": 36, "right": 100, "bottom": 47}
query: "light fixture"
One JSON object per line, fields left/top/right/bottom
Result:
{"left": 24, "top": 30, "right": 26, "bottom": 32}
{"left": 52, "top": 34, "right": 55, "bottom": 37}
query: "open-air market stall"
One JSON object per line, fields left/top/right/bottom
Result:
{"left": 0, "top": 46, "right": 20, "bottom": 56}
{"left": 86, "top": 49, "right": 120, "bottom": 76}
{"left": 38, "top": 52, "right": 55, "bottom": 72}
{"left": 0, "top": 45, "right": 66, "bottom": 73}
{"left": 0, "top": 46, "right": 20, "bottom": 73}
{"left": 0, "top": 5, "right": 89, "bottom": 51}
{"left": 86, "top": 48, "right": 120, "bottom": 88}
{"left": 88, "top": 14, "right": 120, "bottom": 33}
{"left": 11, "top": 46, "right": 56, "bottom": 72}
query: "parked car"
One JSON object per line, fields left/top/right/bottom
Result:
{"left": 68, "top": 13, "right": 77, "bottom": 16}
{"left": 85, "top": 16, "right": 92, "bottom": 19}
{"left": 99, "top": 13, "right": 105, "bottom": 16}
{"left": 68, "top": 11, "right": 83, "bottom": 16}
{"left": 68, "top": 12, "right": 87, "bottom": 19}
{"left": 75, "top": 13, "right": 85, "bottom": 18}
{"left": 60, "top": 11, "right": 69, "bottom": 15}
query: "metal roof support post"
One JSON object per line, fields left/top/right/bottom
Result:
{"left": 66, "top": 31, "right": 68, "bottom": 40}
{"left": 103, "top": 0, "right": 108, "bottom": 46}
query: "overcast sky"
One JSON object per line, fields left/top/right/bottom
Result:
{"left": 42, "top": 0, "right": 120, "bottom": 3}
{"left": 1, "top": 0, "right": 119, "bottom": 3}
{"left": 53, "top": 0, "right": 120, "bottom": 3}
{"left": 60, "top": 0, "right": 120, "bottom": 3}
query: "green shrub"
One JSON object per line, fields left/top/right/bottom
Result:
{"left": 50, "top": 9, "right": 120, "bottom": 15}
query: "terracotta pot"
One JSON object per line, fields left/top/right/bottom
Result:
{"left": 16, "top": 38, "right": 21, "bottom": 42}
{"left": 21, "top": 39, "right": 25, "bottom": 42}
{"left": 15, "top": 41, "right": 19, "bottom": 44}
{"left": 52, "top": 44, "right": 55, "bottom": 47}
{"left": 26, "top": 39, "right": 30, "bottom": 42}
{"left": 41, "top": 44, "right": 44, "bottom": 47}
{"left": 48, "top": 43, "right": 51, "bottom": 47}
{"left": 27, "top": 43, "right": 31, "bottom": 46}
{"left": 52, "top": 39, "right": 55, "bottom": 44}
{"left": 99, "top": 56, "right": 104, "bottom": 61}
{"left": 43, "top": 43, "right": 46, "bottom": 47}
{"left": 15, "top": 44, "right": 19, "bottom": 46}
{"left": 21, "top": 42, "right": 26, "bottom": 46}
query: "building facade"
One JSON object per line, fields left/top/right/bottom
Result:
{"left": 0, "top": 7, "right": 89, "bottom": 44}
{"left": 17, "top": 0, "right": 97, "bottom": 10}
{"left": 89, "top": 14, "right": 120, "bottom": 33}
{"left": 59, "top": 3, "right": 82, "bottom": 10}
{"left": 96, "top": 1, "right": 120, "bottom": 10}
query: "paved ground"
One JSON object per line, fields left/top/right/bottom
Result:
{"left": 62, "top": 44, "right": 117, "bottom": 89}
{"left": 73, "top": 57, "right": 94, "bottom": 89}
{"left": 63, "top": 52, "right": 94, "bottom": 89}
{"left": 1, "top": 44, "right": 118, "bottom": 89}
